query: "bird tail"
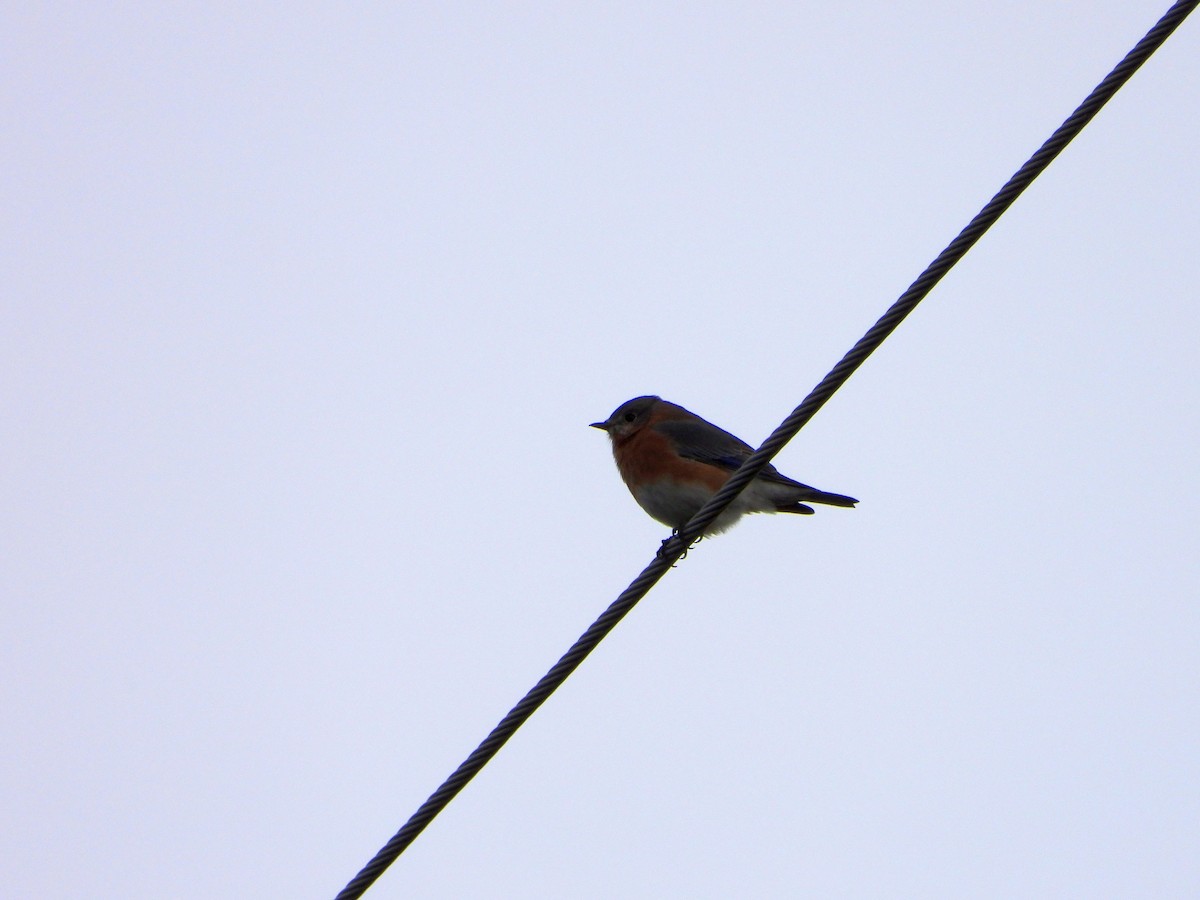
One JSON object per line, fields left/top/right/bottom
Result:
{"left": 779, "top": 489, "right": 857, "bottom": 512}
{"left": 805, "top": 489, "right": 857, "bottom": 508}
{"left": 770, "top": 485, "right": 857, "bottom": 515}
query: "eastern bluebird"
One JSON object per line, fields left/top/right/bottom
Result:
{"left": 591, "top": 396, "right": 856, "bottom": 535}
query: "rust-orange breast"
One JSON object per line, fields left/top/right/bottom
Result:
{"left": 613, "top": 426, "right": 729, "bottom": 492}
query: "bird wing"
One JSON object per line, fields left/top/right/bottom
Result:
{"left": 654, "top": 418, "right": 811, "bottom": 489}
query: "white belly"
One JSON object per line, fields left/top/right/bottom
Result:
{"left": 632, "top": 478, "right": 774, "bottom": 534}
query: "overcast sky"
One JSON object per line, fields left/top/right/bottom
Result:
{"left": 4, "top": 3, "right": 1198, "bottom": 897}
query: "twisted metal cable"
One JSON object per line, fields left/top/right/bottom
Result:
{"left": 334, "top": 3, "right": 1197, "bottom": 897}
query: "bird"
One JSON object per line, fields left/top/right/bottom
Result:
{"left": 591, "top": 395, "right": 856, "bottom": 536}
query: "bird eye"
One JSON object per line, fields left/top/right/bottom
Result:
{"left": 623, "top": 412, "right": 636, "bottom": 422}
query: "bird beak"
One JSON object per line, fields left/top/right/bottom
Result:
{"left": 589, "top": 421, "right": 608, "bottom": 430}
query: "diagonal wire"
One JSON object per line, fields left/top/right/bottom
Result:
{"left": 334, "top": 3, "right": 1197, "bottom": 897}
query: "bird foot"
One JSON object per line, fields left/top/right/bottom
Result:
{"left": 657, "top": 530, "right": 702, "bottom": 564}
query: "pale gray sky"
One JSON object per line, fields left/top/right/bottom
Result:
{"left": 4, "top": 3, "right": 1198, "bottom": 897}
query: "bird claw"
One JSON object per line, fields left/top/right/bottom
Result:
{"left": 656, "top": 535, "right": 675, "bottom": 561}
{"left": 657, "top": 530, "right": 702, "bottom": 565}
